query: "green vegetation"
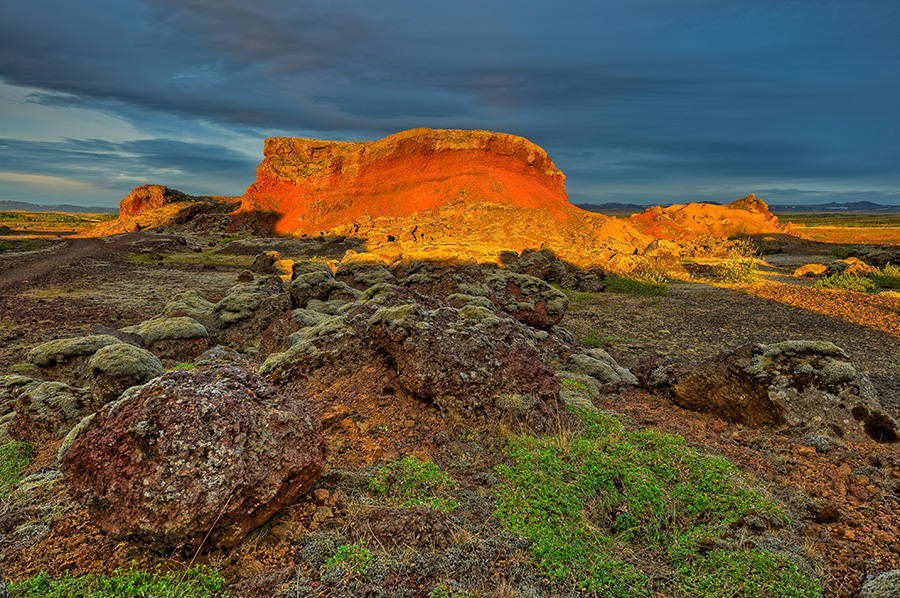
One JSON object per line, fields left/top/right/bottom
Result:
{"left": 172, "top": 362, "right": 196, "bottom": 371}
{"left": 0, "top": 211, "right": 116, "bottom": 231}
{"left": 830, "top": 246, "right": 853, "bottom": 259}
{"left": 869, "top": 264, "right": 900, "bottom": 288}
{"left": 325, "top": 542, "right": 373, "bottom": 575}
{"left": 8, "top": 565, "right": 224, "bottom": 598}
{"left": 10, "top": 362, "right": 35, "bottom": 372}
{"left": 369, "top": 455, "right": 458, "bottom": 512}
{"left": 494, "top": 410, "right": 821, "bottom": 597}
{"left": 813, "top": 264, "right": 900, "bottom": 292}
{"left": 582, "top": 328, "right": 603, "bottom": 348}
{"left": 716, "top": 256, "right": 758, "bottom": 283}
{"left": 1, "top": 441, "right": 34, "bottom": 502}
{"left": 0, "top": 241, "right": 10, "bottom": 252}
{"left": 429, "top": 585, "right": 476, "bottom": 598}
{"left": 604, "top": 265, "right": 669, "bottom": 296}
{"left": 561, "top": 378, "right": 592, "bottom": 393}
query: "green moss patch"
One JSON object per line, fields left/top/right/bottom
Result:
{"left": 494, "top": 410, "right": 821, "bottom": 597}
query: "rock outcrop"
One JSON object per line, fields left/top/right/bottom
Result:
{"left": 240, "top": 128, "right": 569, "bottom": 236}
{"left": 237, "top": 128, "right": 654, "bottom": 267}
{"left": 60, "top": 366, "right": 326, "bottom": 550}
{"left": 626, "top": 194, "right": 787, "bottom": 240}
{"left": 636, "top": 340, "right": 899, "bottom": 444}
{"left": 89, "top": 185, "right": 240, "bottom": 236}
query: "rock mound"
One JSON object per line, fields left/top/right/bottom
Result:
{"left": 637, "top": 340, "right": 899, "bottom": 443}
{"left": 60, "top": 366, "right": 326, "bottom": 550}
{"left": 89, "top": 185, "right": 240, "bottom": 236}
{"left": 627, "top": 194, "right": 787, "bottom": 240}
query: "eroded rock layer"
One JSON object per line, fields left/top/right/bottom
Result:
{"left": 240, "top": 128, "right": 570, "bottom": 236}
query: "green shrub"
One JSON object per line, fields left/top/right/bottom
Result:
{"left": 494, "top": 410, "right": 821, "bottom": 597}
{"left": 870, "top": 264, "right": 900, "bottom": 289}
{"left": 0, "top": 241, "right": 11, "bottom": 252}
{"left": 9, "top": 565, "right": 224, "bottom": 598}
{"left": 325, "top": 542, "right": 373, "bottom": 575}
{"left": 1, "top": 441, "right": 33, "bottom": 501}
{"left": 582, "top": 328, "right": 603, "bottom": 348}
{"left": 830, "top": 246, "right": 852, "bottom": 259}
{"left": 369, "top": 455, "right": 458, "bottom": 512}
{"left": 717, "top": 257, "right": 758, "bottom": 283}
{"left": 813, "top": 273, "right": 877, "bottom": 292}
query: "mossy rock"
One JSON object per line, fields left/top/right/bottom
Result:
{"left": 27, "top": 335, "right": 122, "bottom": 367}
{"left": 163, "top": 290, "right": 215, "bottom": 320}
{"left": 121, "top": 316, "right": 208, "bottom": 344}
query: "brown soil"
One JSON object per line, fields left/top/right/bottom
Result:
{"left": 1, "top": 230, "right": 898, "bottom": 597}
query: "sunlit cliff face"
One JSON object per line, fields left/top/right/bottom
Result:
{"left": 238, "top": 128, "right": 571, "bottom": 237}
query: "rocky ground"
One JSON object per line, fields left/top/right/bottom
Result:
{"left": 0, "top": 229, "right": 898, "bottom": 597}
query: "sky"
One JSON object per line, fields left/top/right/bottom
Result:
{"left": 1, "top": 0, "right": 898, "bottom": 209}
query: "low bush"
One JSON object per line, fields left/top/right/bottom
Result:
{"left": 830, "top": 246, "right": 852, "bottom": 259}
{"left": 368, "top": 456, "right": 458, "bottom": 512}
{"left": 716, "top": 257, "right": 758, "bottom": 283}
{"left": 813, "top": 273, "right": 877, "bottom": 292}
{"left": 869, "top": 264, "right": 900, "bottom": 289}
{"left": 8, "top": 565, "right": 223, "bottom": 598}
{"left": 1, "top": 441, "right": 33, "bottom": 502}
{"left": 494, "top": 410, "right": 822, "bottom": 597}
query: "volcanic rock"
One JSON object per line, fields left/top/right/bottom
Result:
{"left": 27, "top": 335, "right": 123, "bottom": 387}
{"left": 824, "top": 257, "right": 877, "bottom": 277}
{"left": 120, "top": 316, "right": 209, "bottom": 362}
{"left": 88, "top": 343, "right": 164, "bottom": 405}
{"left": 262, "top": 284, "right": 566, "bottom": 426}
{"left": 238, "top": 128, "right": 654, "bottom": 267}
{"left": 209, "top": 276, "right": 292, "bottom": 348}
{"left": 626, "top": 194, "right": 787, "bottom": 240}
{"left": 7, "top": 381, "right": 91, "bottom": 447}
{"left": 60, "top": 366, "right": 326, "bottom": 550}
{"left": 90, "top": 185, "right": 240, "bottom": 236}
{"left": 637, "top": 340, "right": 899, "bottom": 443}
{"left": 240, "top": 128, "right": 568, "bottom": 236}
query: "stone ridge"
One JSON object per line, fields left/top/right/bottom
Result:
{"left": 240, "top": 128, "right": 571, "bottom": 236}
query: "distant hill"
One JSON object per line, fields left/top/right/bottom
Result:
{"left": 576, "top": 201, "right": 900, "bottom": 214}
{"left": 0, "top": 200, "right": 117, "bottom": 214}
{"left": 768, "top": 201, "right": 900, "bottom": 213}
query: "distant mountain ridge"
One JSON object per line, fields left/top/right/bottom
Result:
{"left": 576, "top": 201, "right": 900, "bottom": 214}
{"left": 0, "top": 200, "right": 118, "bottom": 214}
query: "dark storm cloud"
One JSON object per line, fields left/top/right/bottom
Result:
{"left": 0, "top": 0, "right": 898, "bottom": 206}
{"left": 0, "top": 137, "right": 256, "bottom": 193}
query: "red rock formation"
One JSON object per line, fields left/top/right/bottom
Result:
{"left": 119, "top": 185, "right": 194, "bottom": 216}
{"left": 626, "top": 194, "right": 787, "bottom": 240}
{"left": 239, "top": 128, "right": 571, "bottom": 236}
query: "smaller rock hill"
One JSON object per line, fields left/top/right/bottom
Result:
{"left": 626, "top": 194, "right": 788, "bottom": 240}
{"left": 89, "top": 185, "right": 239, "bottom": 236}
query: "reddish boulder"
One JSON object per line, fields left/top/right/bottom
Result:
{"left": 60, "top": 366, "right": 326, "bottom": 550}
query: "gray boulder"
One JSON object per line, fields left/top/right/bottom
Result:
{"left": 88, "top": 343, "right": 164, "bottom": 405}
{"left": 121, "top": 316, "right": 209, "bottom": 361}
{"left": 862, "top": 569, "right": 900, "bottom": 598}
{"left": 27, "top": 335, "right": 122, "bottom": 386}
{"left": 636, "top": 340, "right": 899, "bottom": 444}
